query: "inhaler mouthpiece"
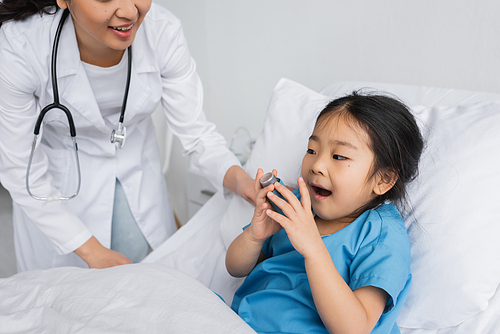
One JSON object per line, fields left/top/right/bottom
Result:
{"left": 260, "top": 172, "right": 278, "bottom": 188}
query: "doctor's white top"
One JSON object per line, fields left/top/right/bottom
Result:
{"left": 0, "top": 4, "right": 240, "bottom": 271}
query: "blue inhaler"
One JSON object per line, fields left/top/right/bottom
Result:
{"left": 260, "top": 172, "right": 286, "bottom": 215}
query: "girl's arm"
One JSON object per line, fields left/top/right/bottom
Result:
{"left": 304, "top": 243, "right": 388, "bottom": 334}
{"left": 267, "top": 179, "right": 388, "bottom": 334}
{"left": 225, "top": 228, "right": 267, "bottom": 277}
{"left": 225, "top": 169, "right": 283, "bottom": 277}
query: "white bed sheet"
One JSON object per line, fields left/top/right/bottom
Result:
{"left": 0, "top": 262, "right": 255, "bottom": 334}
{"left": 143, "top": 192, "right": 246, "bottom": 303}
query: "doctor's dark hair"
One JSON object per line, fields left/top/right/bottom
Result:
{"left": 0, "top": 0, "right": 59, "bottom": 28}
{"left": 315, "top": 91, "right": 424, "bottom": 215}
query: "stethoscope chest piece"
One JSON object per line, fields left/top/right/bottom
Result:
{"left": 110, "top": 122, "right": 127, "bottom": 148}
{"left": 110, "top": 46, "right": 132, "bottom": 150}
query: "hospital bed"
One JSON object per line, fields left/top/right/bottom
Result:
{"left": 1, "top": 79, "right": 499, "bottom": 333}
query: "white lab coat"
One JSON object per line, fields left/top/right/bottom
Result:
{"left": 0, "top": 4, "right": 239, "bottom": 271}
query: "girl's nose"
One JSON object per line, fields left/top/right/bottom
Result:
{"left": 310, "top": 156, "right": 327, "bottom": 176}
{"left": 115, "top": 0, "right": 138, "bottom": 20}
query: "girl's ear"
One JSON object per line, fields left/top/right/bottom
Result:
{"left": 56, "top": 0, "right": 69, "bottom": 10}
{"left": 373, "top": 169, "right": 398, "bottom": 196}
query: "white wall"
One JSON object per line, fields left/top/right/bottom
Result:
{"left": 154, "top": 0, "right": 500, "bottom": 224}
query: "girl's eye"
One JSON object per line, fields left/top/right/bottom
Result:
{"left": 307, "top": 148, "right": 316, "bottom": 155}
{"left": 333, "top": 154, "right": 347, "bottom": 160}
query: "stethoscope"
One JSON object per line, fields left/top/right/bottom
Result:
{"left": 26, "top": 9, "right": 132, "bottom": 201}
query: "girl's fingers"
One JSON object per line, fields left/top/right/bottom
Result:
{"left": 267, "top": 190, "right": 298, "bottom": 221}
{"left": 297, "top": 177, "right": 311, "bottom": 210}
{"left": 272, "top": 182, "right": 302, "bottom": 212}
{"left": 254, "top": 168, "right": 264, "bottom": 192}
{"left": 256, "top": 185, "right": 274, "bottom": 207}
{"left": 254, "top": 168, "right": 277, "bottom": 197}
{"left": 265, "top": 209, "right": 288, "bottom": 228}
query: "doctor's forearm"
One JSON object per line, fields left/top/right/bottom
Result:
{"left": 223, "top": 165, "right": 256, "bottom": 205}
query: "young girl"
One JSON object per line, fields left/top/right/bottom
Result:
{"left": 226, "top": 92, "right": 424, "bottom": 334}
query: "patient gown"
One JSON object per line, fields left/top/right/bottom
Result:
{"left": 231, "top": 203, "right": 412, "bottom": 334}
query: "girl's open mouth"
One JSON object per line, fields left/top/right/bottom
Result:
{"left": 311, "top": 185, "right": 332, "bottom": 197}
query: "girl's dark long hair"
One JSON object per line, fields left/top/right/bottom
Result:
{"left": 0, "top": 0, "right": 58, "bottom": 28}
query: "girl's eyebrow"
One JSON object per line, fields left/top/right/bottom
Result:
{"left": 309, "top": 135, "right": 358, "bottom": 150}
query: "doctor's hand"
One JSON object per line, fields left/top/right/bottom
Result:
{"left": 224, "top": 165, "right": 257, "bottom": 206}
{"left": 74, "top": 236, "right": 132, "bottom": 269}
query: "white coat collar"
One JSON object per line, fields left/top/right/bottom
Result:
{"left": 54, "top": 10, "right": 155, "bottom": 133}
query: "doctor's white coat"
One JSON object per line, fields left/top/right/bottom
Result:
{"left": 0, "top": 4, "right": 239, "bottom": 271}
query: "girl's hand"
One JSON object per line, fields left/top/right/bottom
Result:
{"left": 265, "top": 177, "right": 323, "bottom": 258}
{"left": 246, "top": 168, "right": 283, "bottom": 243}
{"left": 225, "top": 168, "right": 282, "bottom": 277}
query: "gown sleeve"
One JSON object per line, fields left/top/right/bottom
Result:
{"left": 347, "top": 209, "right": 412, "bottom": 313}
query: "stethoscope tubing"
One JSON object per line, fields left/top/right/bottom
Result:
{"left": 26, "top": 9, "right": 80, "bottom": 201}
{"left": 26, "top": 8, "right": 131, "bottom": 201}
{"left": 120, "top": 47, "right": 132, "bottom": 124}
{"left": 26, "top": 136, "right": 81, "bottom": 202}
{"left": 34, "top": 9, "right": 76, "bottom": 137}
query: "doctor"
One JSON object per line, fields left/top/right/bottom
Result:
{"left": 0, "top": 0, "right": 255, "bottom": 271}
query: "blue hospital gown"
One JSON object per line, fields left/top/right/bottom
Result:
{"left": 231, "top": 202, "right": 411, "bottom": 334}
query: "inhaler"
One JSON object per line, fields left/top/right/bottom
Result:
{"left": 260, "top": 171, "right": 287, "bottom": 215}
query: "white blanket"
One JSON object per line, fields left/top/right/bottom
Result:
{"left": 0, "top": 263, "right": 255, "bottom": 334}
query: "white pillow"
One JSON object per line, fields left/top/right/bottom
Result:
{"left": 397, "top": 102, "right": 500, "bottom": 329}
{"left": 219, "top": 78, "right": 500, "bottom": 329}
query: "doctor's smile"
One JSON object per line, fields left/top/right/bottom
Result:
{"left": 109, "top": 22, "right": 136, "bottom": 39}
